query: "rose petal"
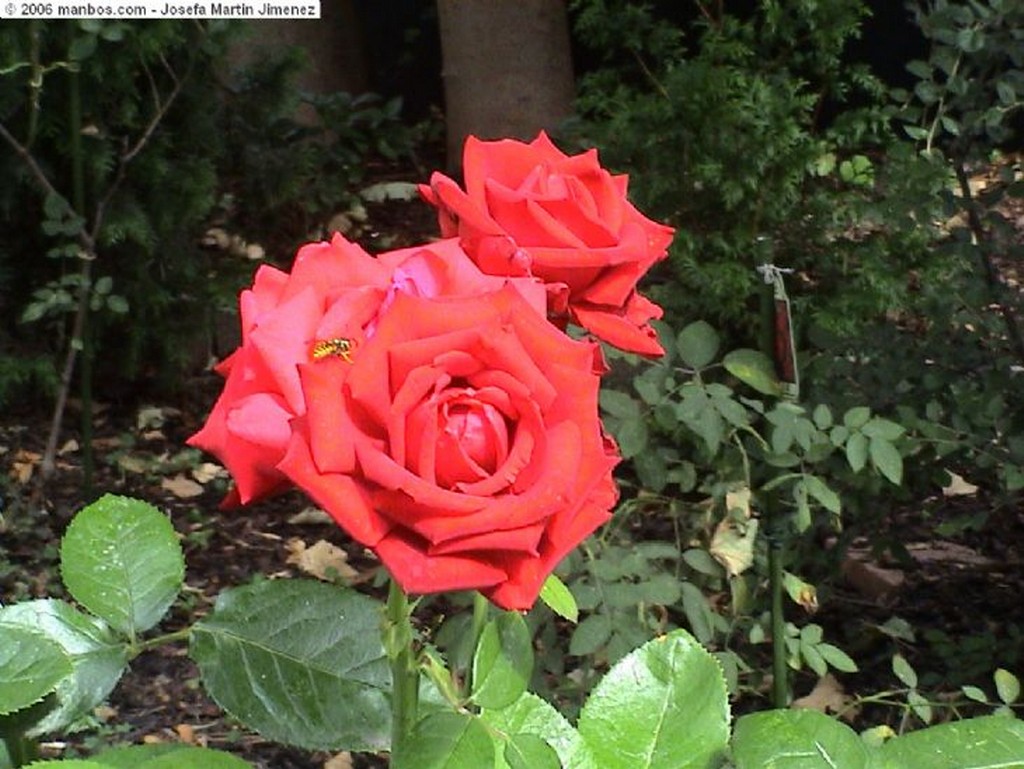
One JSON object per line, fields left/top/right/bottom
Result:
{"left": 225, "top": 393, "right": 293, "bottom": 450}
{"left": 375, "top": 531, "right": 508, "bottom": 595}
{"left": 298, "top": 360, "right": 358, "bottom": 474}
{"left": 484, "top": 496, "right": 612, "bottom": 610}
{"left": 428, "top": 173, "right": 504, "bottom": 236}
{"left": 239, "top": 265, "right": 289, "bottom": 332}
{"left": 484, "top": 185, "right": 588, "bottom": 249}
{"left": 286, "top": 233, "right": 388, "bottom": 303}
{"left": 428, "top": 520, "right": 546, "bottom": 556}
{"left": 385, "top": 420, "right": 581, "bottom": 546}
{"left": 463, "top": 133, "right": 565, "bottom": 199}
{"left": 570, "top": 299, "right": 665, "bottom": 357}
{"left": 249, "top": 286, "right": 324, "bottom": 414}
{"left": 278, "top": 429, "right": 391, "bottom": 546}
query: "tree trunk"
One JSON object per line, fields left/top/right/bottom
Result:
{"left": 228, "top": 0, "right": 368, "bottom": 102}
{"left": 436, "top": 0, "right": 575, "bottom": 170}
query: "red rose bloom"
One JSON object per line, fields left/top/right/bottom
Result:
{"left": 189, "top": 233, "right": 543, "bottom": 507}
{"left": 419, "top": 132, "right": 674, "bottom": 357}
{"left": 278, "top": 285, "right": 619, "bottom": 610}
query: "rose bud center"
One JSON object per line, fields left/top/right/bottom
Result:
{"left": 435, "top": 396, "right": 511, "bottom": 488}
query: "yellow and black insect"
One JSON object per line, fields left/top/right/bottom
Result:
{"left": 311, "top": 337, "right": 356, "bottom": 363}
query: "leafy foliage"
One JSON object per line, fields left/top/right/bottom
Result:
{"left": 570, "top": 0, "right": 950, "bottom": 338}
{"left": 0, "top": 21, "right": 418, "bottom": 405}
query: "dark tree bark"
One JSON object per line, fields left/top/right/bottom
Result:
{"left": 228, "top": 1, "right": 369, "bottom": 100}
{"left": 436, "top": 0, "right": 575, "bottom": 170}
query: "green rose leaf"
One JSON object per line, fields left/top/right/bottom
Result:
{"left": 191, "top": 579, "right": 391, "bottom": 751}
{"left": 843, "top": 406, "right": 871, "bottom": 429}
{"left": 861, "top": 417, "right": 905, "bottom": 441}
{"left": 845, "top": 431, "right": 868, "bottom": 473}
{"left": 817, "top": 643, "right": 858, "bottom": 673}
{"left": 892, "top": 653, "right": 917, "bottom": 689}
{"left": 0, "top": 626, "right": 71, "bottom": 717}
{"left": 482, "top": 691, "right": 597, "bottom": 769}
{"left": 569, "top": 613, "right": 612, "bottom": 657}
{"left": 391, "top": 711, "right": 494, "bottom": 769}
{"left": 615, "top": 418, "right": 649, "bottom": 460}
{"left": 471, "top": 612, "right": 534, "bottom": 710}
{"left": 869, "top": 437, "right": 903, "bottom": 485}
{"left": 539, "top": 574, "right": 578, "bottom": 623}
{"left": 60, "top": 494, "right": 184, "bottom": 638}
{"left": 676, "top": 321, "right": 720, "bottom": 369}
{"left": 578, "top": 629, "right": 729, "bottom": 769}
{"left": 723, "top": 349, "right": 782, "bottom": 396}
{"left": 732, "top": 709, "right": 870, "bottom": 768}
{"left": 504, "top": 733, "right": 561, "bottom": 769}
{"left": 994, "top": 669, "right": 1020, "bottom": 704}
{"left": 599, "top": 390, "right": 641, "bottom": 420}
{"left": 91, "top": 744, "right": 253, "bottom": 768}
{"left": 90, "top": 744, "right": 189, "bottom": 767}
{"left": 137, "top": 746, "right": 253, "bottom": 768}
{"left": 0, "top": 599, "right": 128, "bottom": 735}
{"left": 876, "top": 715, "right": 1024, "bottom": 769}
{"left": 802, "top": 475, "right": 841, "bottom": 515}
{"left": 23, "top": 761, "right": 110, "bottom": 768}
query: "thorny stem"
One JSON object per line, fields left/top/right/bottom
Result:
{"left": 67, "top": 36, "right": 94, "bottom": 496}
{"left": 465, "top": 591, "right": 490, "bottom": 696}
{"left": 386, "top": 579, "right": 419, "bottom": 751}
{"left": 2, "top": 733, "right": 40, "bottom": 768}
{"left": 924, "top": 49, "right": 963, "bottom": 156}
{"left": 767, "top": 511, "right": 789, "bottom": 708}
{"left": 132, "top": 627, "right": 192, "bottom": 655}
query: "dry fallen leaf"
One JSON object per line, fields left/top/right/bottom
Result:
{"left": 792, "top": 673, "right": 859, "bottom": 721}
{"left": 192, "top": 462, "right": 227, "bottom": 484}
{"left": 841, "top": 553, "right": 905, "bottom": 604}
{"left": 117, "top": 454, "right": 150, "bottom": 474}
{"left": 942, "top": 471, "right": 979, "bottom": 497}
{"left": 92, "top": 704, "right": 117, "bottom": 722}
{"left": 10, "top": 449, "right": 41, "bottom": 484}
{"left": 58, "top": 438, "right": 79, "bottom": 456}
{"left": 286, "top": 538, "right": 359, "bottom": 583}
{"left": 725, "top": 486, "right": 752, "bottom": 518}
{"left": 324, "top": 752, "right": 354, "bottom": 769}
{"left": 710, "top": 517, "right": 759, "bottom": 577}
{"left": 782, "top": 571, "right": 819, "bottom": 613}
{"left": 161, "top": 474, "right": 204, "bottom": 498}
{"left": 91, "top": 436, "right": 123, "bottom": 450}
{"left": 287, "top": 506, "right": 333, "bottom": 525}
{"left": 174, "top": 723, "right": 196, "bottom": 744}
{"left": 137, "top": 405, "right": 171, "bottom": 431}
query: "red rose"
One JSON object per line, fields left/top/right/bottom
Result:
{"left": 189, "top": 234, "right": 542, "bottom": 506}
{"left": 420, "top": 132, "right": 674, "bottom": 357}
{"left": 278, "top": 285, "right": 619, "bottom": 610}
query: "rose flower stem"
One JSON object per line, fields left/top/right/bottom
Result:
{"left": 386, "top": 579, "right": 420, "bottom": 749}
{"left": 465, "top": 591, "right": 491, "bottom": 695}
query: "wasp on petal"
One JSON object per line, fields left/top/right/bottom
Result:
{"left": 311, "top": 337, "right": 356, "bottom": 363}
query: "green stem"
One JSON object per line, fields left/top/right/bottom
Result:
{"left": 464, "top": 591, "right": 490, "bottom": 695}
{"left": 132, "top": 626, "right": 192, "bottom": 655}
{"left": 2, "top": 733, "right": 40, "bottom": 767}
{"left": 759, "top": 267, "right": 789, "bottom": 708}
{"left": 386, "top": 579, "right": 419, "bottom": 751}
{"left": 67, "top": 38, "right": 93, "bottom": 496}
{"left": 768, "top": 519, "right": 789, "bottom": 708}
